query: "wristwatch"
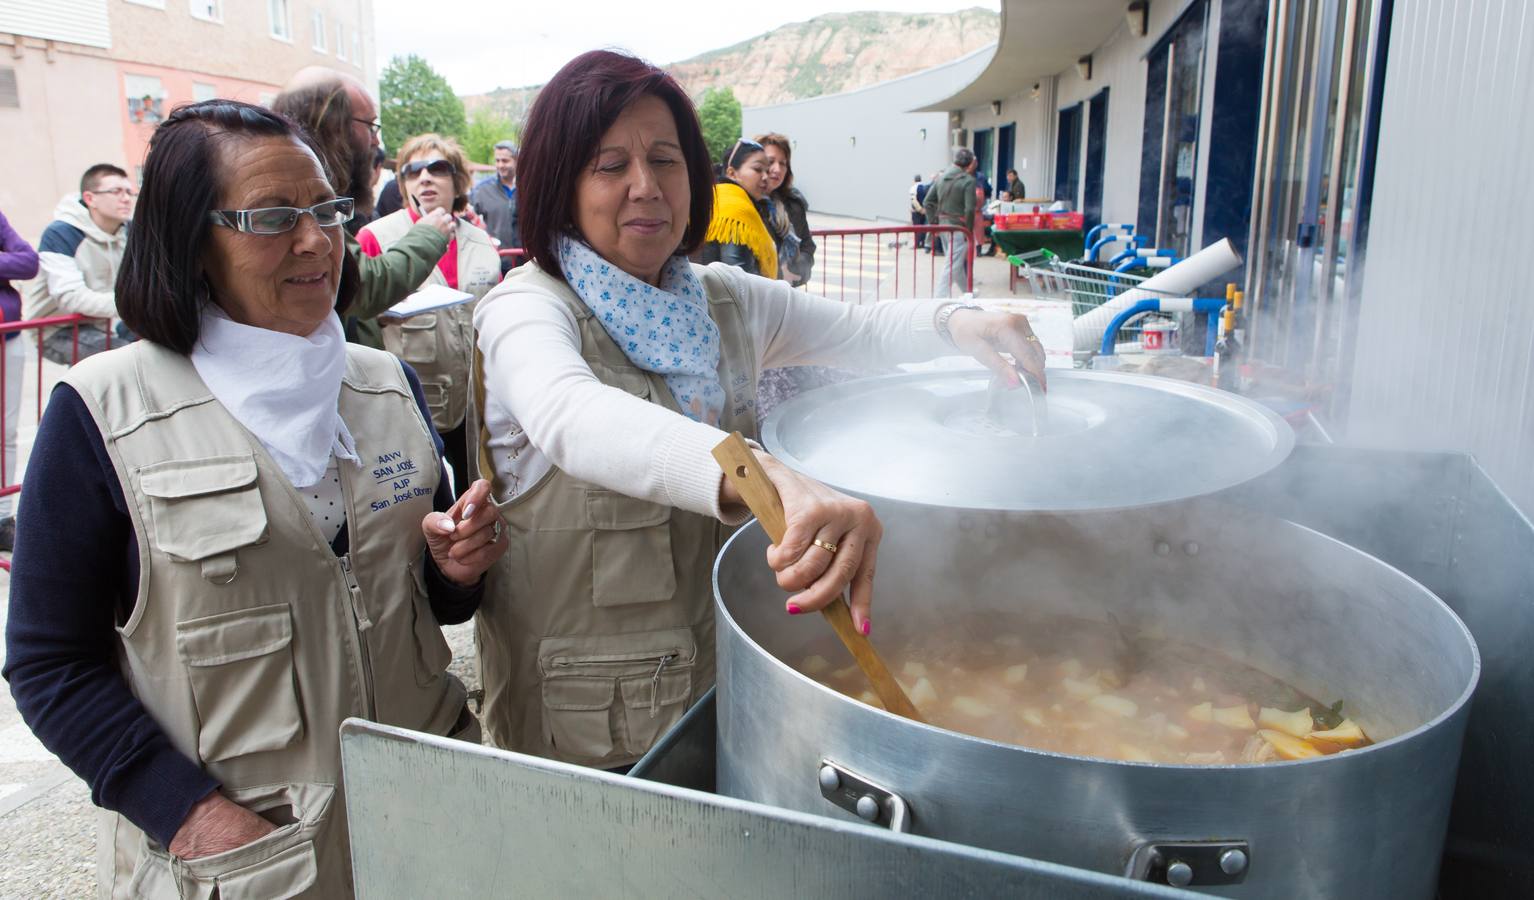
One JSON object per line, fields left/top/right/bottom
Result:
{"left": 934, "top": 302, "right": 981, "bottom": 347}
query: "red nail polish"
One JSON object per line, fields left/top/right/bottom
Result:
{"left": 787, "top": 603, "right": 803, "bottom": 615}
{"left": 860, "top": 619, "right": 871, "bottom": 636}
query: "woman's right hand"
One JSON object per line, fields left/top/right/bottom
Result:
{"left": 722, "top": 450, "right": 883, "bottom": 635}
{"left": 168, "top": 791, "right": 277, "bottom": 860}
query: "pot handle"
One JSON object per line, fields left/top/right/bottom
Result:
{"left": 817, "top": 759, "right": 911, "bottom": 833}
{"left": 1126, "top": 840, "right": 1251, "bottom": 888}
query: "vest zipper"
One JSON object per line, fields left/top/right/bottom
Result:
{"left": 339, "top": 553, "right": 376, "bottom": 718}
{"left": 650, "top": 653, "right": 678, "bottom": 718}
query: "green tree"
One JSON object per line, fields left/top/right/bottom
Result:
{"left": 461, "top": 108, "right": 520, "bottom": 165}
{"left": 379, "top": 54, "right": 467, "bottom": 153}
{"left": 697, "top": 87, "right": 743, "bottom": 166}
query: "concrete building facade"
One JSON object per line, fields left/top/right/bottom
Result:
{"left": 1, "top": 0, "right": 376, "bottom": 241}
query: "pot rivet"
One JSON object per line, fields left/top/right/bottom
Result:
{"left": 1184, "top": 541, "right": 1200, "bottom": 556}
{"left": 818, "top": 766, "right": 840, "bottom": 791}
{"left": 1155, "top": 541, "right": 1171, "bottom": 556}
{"left": 1166, "top": 860, "right": 1194, "bottom": 887}
{"left": 855, "top": 794, "right": 880, "bottom": 821}
{"left": 1219, "top": 848, "right": 1248, "bottom": 875}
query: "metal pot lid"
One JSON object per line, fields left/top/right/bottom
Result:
{"left": 760, "top": 370, "right": 1294, "bottom": 512}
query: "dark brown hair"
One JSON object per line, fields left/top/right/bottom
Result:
{"left": 80, "top": 164, "right": 129, "bottom": 195}
{"left": 517, "top": 50, "right": 713, "bottom": 279}
{"left": 270, "top": 79, "right": 374, "bottom": 216}
{"left": 115, "top": 99, "right": 358, "bottom": 354}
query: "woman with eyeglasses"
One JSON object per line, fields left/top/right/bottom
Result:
{"left": 359, "top": 133, "right": 501, "bottom": 494}
{"left": 469, "top": 51, "right": 1047, "bottom": 769}
{"left": 698, "top": 138, "right": 779, "bottom": 277}
{"left": 2, "top": 100, "right": 506, "bottom": 899}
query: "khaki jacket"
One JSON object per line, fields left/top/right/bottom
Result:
{"left": 368, "top": 210, "right": 500, "bottom": 431}
{"left": 473, "top": 263, "right": 758, "bottom": 767}
{"left": 64, "top": 341, "right": 473, "bottom": 900}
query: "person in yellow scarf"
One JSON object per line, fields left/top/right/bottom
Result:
{"left": 698, "top": 139, "right": 778, "bottom": 277}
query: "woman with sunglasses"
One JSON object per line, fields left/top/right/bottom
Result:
{"left": 698, "top": 138, "right": 779, "bottom": 277}
{"left": 359, "top": 133, "right": 501, "bottom": 494}
{"left": 3, "top": 101, "right": 505, "bottom": 898}
{"left": 469, "top": 51, "right": 1047, "bottom": 769}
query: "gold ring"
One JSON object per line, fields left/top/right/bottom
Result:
{"left": 812, "top": 538, "right": 838, "bottom": 554}
{"left": 1025, "top": 334, "right": 1041, "bottom": 343}
{"left": 491, "top": 520, "right": 504, "bottom": 541}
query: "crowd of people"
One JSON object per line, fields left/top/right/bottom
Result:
{"left": 1, "top": 52, "right": 1047, "bottom": 899}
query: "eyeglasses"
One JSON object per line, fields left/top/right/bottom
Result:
{"left": 352, "top": 117, "right": 381, "bottom": 137}
{"left": 88, "top": 187, "right": 138, "bottom": 198}
{"left": 208, "top": 197, "right": 355, "bottom": 235}
{"left": 400, "top": 158, "right": 456, "bottom": 178}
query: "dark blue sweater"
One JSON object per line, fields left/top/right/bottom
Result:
{"left": 3, "top": 367, "right": 481, "bottom": 848}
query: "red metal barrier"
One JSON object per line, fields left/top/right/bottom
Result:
{"left": 808, "top": 224, "right": 975, "bottom": 303}
{"left": 0, "top": 314, "right": 109, "bottom": 567}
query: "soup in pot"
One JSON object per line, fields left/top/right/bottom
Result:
{"left": 791, "top": 615, "right": 1372, "bottom": 764}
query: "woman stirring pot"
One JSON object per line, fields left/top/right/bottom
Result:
{"left": 471, "top": 50, "right": 1047, "bottom": 768}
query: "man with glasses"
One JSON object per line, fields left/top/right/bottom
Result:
{"left": 24, "top": 164, "right": 136, "bottom": 366}
{"left": 274, "top": 67, "right": 454, "bottom": 350}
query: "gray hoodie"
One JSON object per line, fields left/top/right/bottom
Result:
{"left": 23, "top": 194, "right": 127, "bottom": 324}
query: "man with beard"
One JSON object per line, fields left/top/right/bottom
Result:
{"left": 273, "top": 67, "right": 454, "bottom": 349}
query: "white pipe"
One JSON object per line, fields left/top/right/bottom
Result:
{"left": 1072, "top": 238, "right": 1244, "bottom": 350}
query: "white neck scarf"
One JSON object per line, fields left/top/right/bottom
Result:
{"left": 556, "top": 234, "right": 726, "bottom": 425}
{"left": 190, "top": 306, "right": 359, "bottom": 488}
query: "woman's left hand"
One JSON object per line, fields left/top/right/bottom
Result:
{"left": 948, "top": 309, "right": 1049, "bottom": 391}
{"left": 421, "top": 479, "right": 508, "bottom": 587}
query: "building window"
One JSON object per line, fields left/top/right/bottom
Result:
{"left": 189, "top": 0, "right": 221, "bottom": 22}
{"left": 268, "top": 0, "right": 291, "bottom": 41}
{"left": 192, "top": 82, "right": 217, "bottom": 103}
{"left": 336, "top": 23, "right": 346, "bottom": 60}
{"left": 124, "top": 73, "right": 165, "bottom": 124}
{"left": 0, "top": 67, "right": 18, "bottom": 109}
{"left": 311, "top": 10, "right": 326, "bottom": 52}
{"left": 353, "top": 32, "right": 361, "bottom": 64}
{"left": 124, "top": 0, "right": 167, "bottom": 8}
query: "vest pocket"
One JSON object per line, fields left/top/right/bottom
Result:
{"left": 128, "top": 781, "right": 331, "bottom": 900}
{"left": 539, "top": 629, "right": 696, "bottom": 760}
{"left": 175, "top": 604, "right": 304, "bottom": 763}
{"left": 386, "top": 314, "right": 440, "bottom": 364}
{"left": 407, "top": 559, "right": 454, "bottom": 687}
{"left": 587, "top": 490, "right": 676, "bottom": 607}
{"left": 140, "top": 454, "right": 268, "bottom": 563}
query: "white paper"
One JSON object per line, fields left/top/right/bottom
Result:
{"left": 380, "top": 284, "right": 475, "bottom": 320}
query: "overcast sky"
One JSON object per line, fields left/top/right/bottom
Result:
{"left": 372, "top": 0, "right": 1000, "bottom": 96}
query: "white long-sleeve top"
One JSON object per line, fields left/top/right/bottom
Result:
{"left": 473, "top": 261, "right": 953, "bottom": 521}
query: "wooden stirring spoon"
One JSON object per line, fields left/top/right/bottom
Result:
{"left": 713, "top": 432, "right": 925, "bottom": 723}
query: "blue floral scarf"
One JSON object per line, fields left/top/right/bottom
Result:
{"left": 556, "top": 235, "right": 726, "bottom": 425}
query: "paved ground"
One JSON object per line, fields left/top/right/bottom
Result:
{"left": 0, "top": 214, "right": 1020, "bottom": 896}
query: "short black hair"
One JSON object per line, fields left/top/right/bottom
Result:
{"left": 80, "top": 164, "right": 128, "bottom": 195}
{"left": 116, "top": 99, "right": 357, "bottom": 354}
{"left": 517, "top": 50, "right": 714, "bottom": 279}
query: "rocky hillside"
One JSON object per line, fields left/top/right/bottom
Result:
{"left": 463, "top": 8, "right": 998, "bottom": 120}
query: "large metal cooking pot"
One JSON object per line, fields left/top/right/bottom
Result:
{"left": 713, "top": 497, "right": 1479, "bottom": 898}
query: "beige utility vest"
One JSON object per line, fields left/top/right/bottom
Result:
{"left": 369, "top": 209, "right": 500, "bottom": 432}
{"left": 64, "top": 341, "right": 470, "bottom": 900}
{"left": 473, "top": 264, "right": 759, "bottom": 767}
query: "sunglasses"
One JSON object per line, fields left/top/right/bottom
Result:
{"left": 401, "top": 158, "right": 456, "bottom": 178}
{"left": 208, "top": 197, "right": 355, "bottom": 235}
{"left": 726, "top": 139, "right": 763, "bottom": 168}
